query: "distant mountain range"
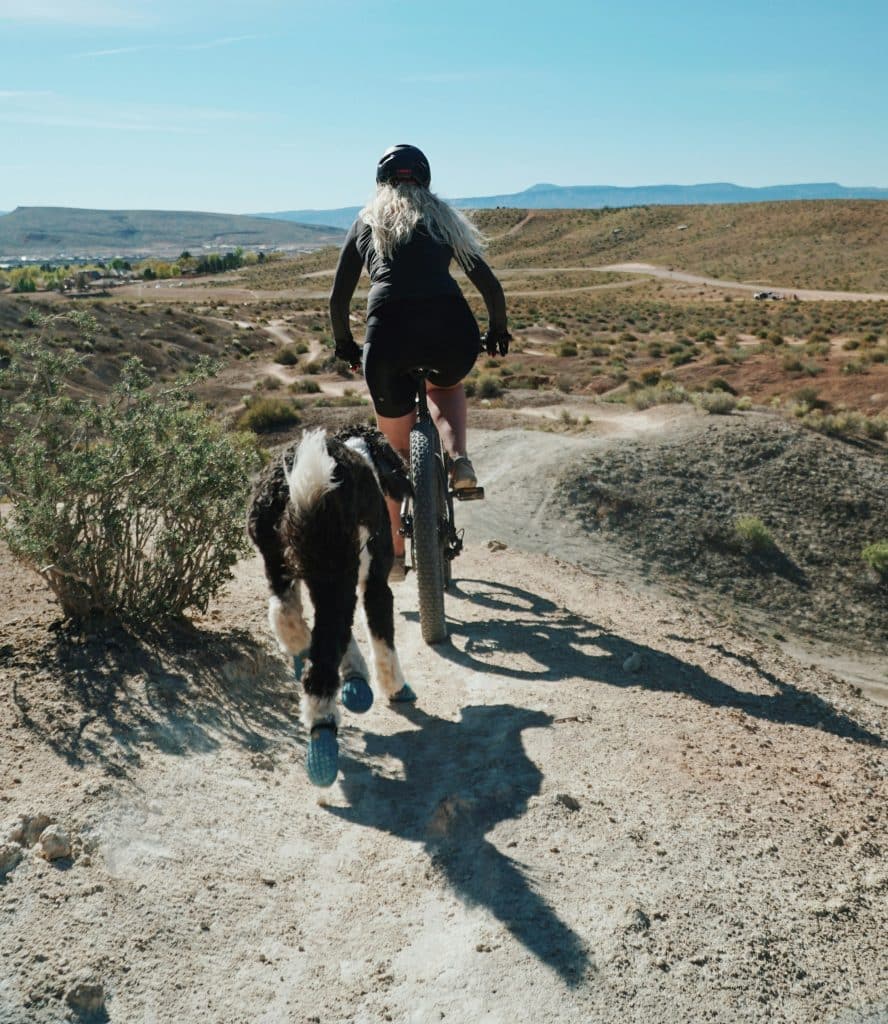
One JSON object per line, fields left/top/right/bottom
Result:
{"left": 260, "top": 181, "right": 888, "bottom": 230}
{"left": 0, "top": 206, "right": 344, "bottom": 259}
{"left": 3, "top": 182, "right": 886, "bottom": 259}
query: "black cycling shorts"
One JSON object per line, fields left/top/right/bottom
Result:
{"left": 362, "top": 295, "right": 480, "bottom": 418}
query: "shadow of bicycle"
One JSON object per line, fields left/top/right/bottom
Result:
{"left": 406, "top": 576, "right": 882, "bottom": 746}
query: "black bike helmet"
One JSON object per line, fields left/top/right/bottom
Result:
{"left": 376, "top": 144, "right": 431, "bottom": 188}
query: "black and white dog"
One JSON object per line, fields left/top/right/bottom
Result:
{"left": 247, "top": 424, "right": 414, "bottom": 785}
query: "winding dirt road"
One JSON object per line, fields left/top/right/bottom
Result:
{"left": 595, "top": 263, "right": 888, "bottom": 302}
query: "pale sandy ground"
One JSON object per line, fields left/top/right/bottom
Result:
{"left": 1, "top": 410, "right": 886, "bottom": 1024}
{"left": 597, "top": 263, "right": 888, "bottom": 302}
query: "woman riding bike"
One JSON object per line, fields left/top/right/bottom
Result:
{"left": 329, "top": 143, "right": 510, "bottom": 579}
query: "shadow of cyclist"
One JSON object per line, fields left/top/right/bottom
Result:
{"left": 414, "top": 577, "right": 883, "bottom": 747}
{"left": 327, "top": 703, "right": 592, "bottom": 987}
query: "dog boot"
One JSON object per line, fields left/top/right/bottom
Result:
{"left": 306, "top": 716, "right": 339, "bottom": 787}
{"left": 389, "top": 683, "right": 417, "bottom": 703}
{"left": 341, "top": 675, "right": 374, "bottom": 714}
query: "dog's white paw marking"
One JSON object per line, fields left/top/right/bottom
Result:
{"left": 301, "top": 694, "right": 340, "bottom": 730}
{"left": 269, "top": 594, "right": 310, "bottom": 654}
{"left": 369, "top": 635, "right": 405, "bottom": 697}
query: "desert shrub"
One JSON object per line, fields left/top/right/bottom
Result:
{"left": 289, "top": 379, "right": 320, "bottom": 394}
{"left": 237, "top": 397, "right": 302, "bottom": 433}
{"left": 736, "top": 396, "right": 753, "bottom": 410}
{"left": 0, "top": 323, "right": 258, "bottom": 624}
{"left": 697, "top": 391, "right": 737, "bottom": 415}
{"left": 273, "top": 346, "right": 300, "bottom": 366}
{"left": 798, "top": 410, "right": 887, "bottom": 441}
{"left": 628, "top": 381, "right": 689, "bottom": 410}
{"left": 476, "top": 375, "right": 503, "bottom": 399}
{"left": 841, "top": 360, "right": 867, "bottom": 375}
{"left": 733, "top": 515, "right": 774, "bottom": 553}
{"left": 707, "top": 377, "right": 737, "bottom": 395}
{"left": 861, "top": 541, "right": 888, "bottom": 578}
{"left": 557, "top": 341, "right": 578, "bottom": 357}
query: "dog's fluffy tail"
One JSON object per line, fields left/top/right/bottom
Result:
{"left": 285, "top": 428, "right": 339, "bottom": 515}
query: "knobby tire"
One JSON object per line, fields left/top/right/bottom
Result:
{"left": 410, "top": 420, "right": 448, "bottom": 644}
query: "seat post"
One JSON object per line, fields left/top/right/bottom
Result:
{"left": 413, "top": 370, "right": 430, "bottom": 421}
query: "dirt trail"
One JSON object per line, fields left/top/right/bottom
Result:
{"left": 1, "top": 412, "right": 886, "bottom": 1024}
{"left": 597, "top": 263, "right": 888, "bottom": 302}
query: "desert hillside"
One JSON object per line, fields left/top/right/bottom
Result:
{"left": 1, "top": 204, "right": 886, "bottom": 1023}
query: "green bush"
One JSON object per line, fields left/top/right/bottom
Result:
{"left": 476, "top": 375, "right": 503, "bottom": 399}
{"left": 628, "top": 382, "right": 689, "bottom": 410}
{"left": 861, "top": 541, "right": 888, "bottom": 578}
{"left": 237, "top": 397, "right": 302, "bottom": 433}
{"left": 734, "top": 515, "right": 775, "bottom": 553}
{"left": 273, "top": 346, "right": 300, "bottom": 366}
{"left": 0, "top": 319, "right": 258, "bottom": 624}
{"left": 697, "top": 391, "right": 737, "bottom": 415}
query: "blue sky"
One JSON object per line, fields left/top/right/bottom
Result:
{"left": 1, "top": 0, "right": 886, "bottom": 213}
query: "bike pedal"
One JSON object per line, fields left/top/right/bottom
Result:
{"left": 454, "top": 486, "right": 485, "bottom": 502}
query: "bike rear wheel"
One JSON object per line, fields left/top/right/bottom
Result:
{"left": 409, "top": 419, "right": 448, "bottom": 644}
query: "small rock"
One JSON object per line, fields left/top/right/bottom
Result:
{"left": 826, "top": 832, "right": 845, "bottom": 847}
{"left": 78, "top": 854, "right": 92, "bottom": 868}
{"left": 3, "top": 817, "right": 25, "bottom": 845}
{"left": 65, "top": 977, "right": 105, "bottom": 1015}
{"left": 623, "top": 653, "right": 643, "bottom": 674}
{"left": 555, "top": 793, "right": 581, "bottom": 812}
{"left": 37, "top": 824, "right": 71, "bottom": 861}
{"left": 487, "top": 540, "right": 508, "bottom": 552}
{"left": 12, "top": 813, "right": 53, "bottom": 847}
{"left": 0, "top": 842, "right": 23, "bottom": 878}
{"left": 626, "top": 907, "right": 651, "bottom": 933}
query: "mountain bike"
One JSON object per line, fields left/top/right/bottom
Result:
{"left": 400, "top": 370, "right": 484, "bottom": 644}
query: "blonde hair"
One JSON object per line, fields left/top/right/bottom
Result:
{"left": 359, "top": 183, "right": 486, "bottom": 268}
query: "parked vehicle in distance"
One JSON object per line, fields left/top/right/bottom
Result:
{"left": 754, "top": 290, "right": 782, "bottom": 300}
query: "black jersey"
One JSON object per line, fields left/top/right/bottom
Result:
{"left": 329, "top": 218, "right": 507, "bottom": 345}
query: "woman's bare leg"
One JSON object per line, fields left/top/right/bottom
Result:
{"left": 376, "top": 409, "right": 415, "bottom": 556}
{"left": 426, "top": 382, "right": 467, "bottom": 459}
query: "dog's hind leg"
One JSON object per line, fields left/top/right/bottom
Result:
{"left": 269, "top": 585, "right": 310, "bottom": 657}
{"left": 361, "top": 541, "right": 409, "bottom": 701}
{"left": 300, "top": 574, "right": 358, "bottom": 730}
{"left": 248, "top": 485, "right": 311, "bottom": 656}
{"left": 339, "top": 632, "right": 369, "bottom": 682}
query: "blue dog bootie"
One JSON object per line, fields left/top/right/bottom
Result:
{"left": 306, "top": 717, "right": 339, "bottom": 788}
{"left": 341, "top": 675, "right": 374, "bottom": 714}
{"left": 389, "top": 683, "right": 417, "bottom": 704}
{"left": 292, "top": 651, "right": 308, "bottom": 681}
